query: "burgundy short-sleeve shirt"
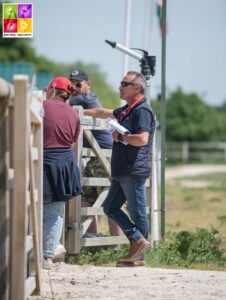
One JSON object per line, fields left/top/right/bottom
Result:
{"left": 43, "top": 99, "right": 80, "bottom": 148}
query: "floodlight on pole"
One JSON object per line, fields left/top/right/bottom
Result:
{"left": 105, "top": 40, "right": 143, "bottom": 61}
{"left": 105, "top": 39, "right": 156, "bottom": 100}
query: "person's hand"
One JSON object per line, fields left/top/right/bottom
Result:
{"left": 112, "top": 131, "right": 120, "bottom": 143}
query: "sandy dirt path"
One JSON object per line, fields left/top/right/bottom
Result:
{"left": 41, "top": 263, "right": 226, "bottom": 300}
{"left": 165, "top": 164, "right": 226, "bottom": 180}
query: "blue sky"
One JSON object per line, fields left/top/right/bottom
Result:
{"left": 16, "top": 0, "right": 226, "bottom": 106}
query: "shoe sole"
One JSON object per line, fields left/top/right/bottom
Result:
{"left": 121, "top": 242, "right": 151, "bottom": 263}
{"left": 116, "top": 261, "right": 146, "bottom": 267}
{"left": 53, "top": 252, "right": 65, "bottom": 263}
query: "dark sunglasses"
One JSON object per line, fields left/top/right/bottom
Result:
{"left": 120, "top": 81, "right": 136, "bottom": 88}
{"left": 72, "top": 82, "right": 82, "bottom": 88}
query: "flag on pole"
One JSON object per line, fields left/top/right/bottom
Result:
{"left": 156, "top": 0, "right": 168, "bottom": 35}
{"left": 156, "top": 0, "right": 163, "bottom": 34}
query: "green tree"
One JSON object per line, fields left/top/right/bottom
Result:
{"left": 165, "top": 88, "right": 226, "bottom": 141}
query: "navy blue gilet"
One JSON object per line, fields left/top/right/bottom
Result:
{"left": 111, "top": 98, "right": 156, "bottom": 177}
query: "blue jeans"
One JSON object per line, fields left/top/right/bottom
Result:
{"left": 103, "top": 175, "right": 149, "bottom": 244}
{"left": 43, "top": 201, "right": 65, "bottom": 259}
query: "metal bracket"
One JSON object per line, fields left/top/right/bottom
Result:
{"left": 67, "top": 220, "right": 81, "bottom": 230}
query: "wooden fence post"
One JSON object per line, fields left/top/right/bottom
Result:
{"left": 182, "top": 142, "right": 189, "bottom": 162}
{"left": 10, "top": 75, "right": 29, "bottom": 300}
{"left": 0, "top": 94, "right": 10, "bottom": 300}
{"left": 65, "top": 107, "right": 83, "bottom": 254}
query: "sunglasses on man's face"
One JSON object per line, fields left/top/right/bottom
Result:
{"left": 73, "top": 82, "right": 82, "bottom": 88}
{"left": 120, "top": 81, "right": 136, "bottom": 88}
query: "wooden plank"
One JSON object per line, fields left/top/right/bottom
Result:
{"left": 81, "top": 236, "right": 129, "bottom": 247}
{"left": 66, "top": 107, "right": 83, "bottom": 254}
{"left": 25, "top": 276, "right": 36, "bottom": 299}
{"left": 29, "top": 139, "right": 41, "bottom": 293}
{"left": 82, "top": 177, "right": 150, "bottom": 187}
{"left": 93, "top": 189, "right": 109, "bottom": 208}
{"left": 66, "top": 196, "right": 81, "bottom": 254}
{"left": 30, "top": 95, "right": 43, "bottom": 124}
{"left": 84, "top": 130, "right": 111, "bottom": 179}
{"left": 81, "top": 216, "right": 94, "bottom": 236}
{"left": 82, "top": 177, "right": 111, "bottom": 186}
{"left": 81, "top": 207, "right": 105, "bottom": 216}
{"left": 0, "top": 94, "right": 10, "bottom": 300}
{"left": 189, "top": 142, "right": 226, "bottom": 149}
{"left": 32, "top": 147, "right": 38, "bottom": 161}
{"left": 32, "top": 121, "right": 43, "bottom": 259}
{"left": 8, "top": 168, "right": 14, "bottom": 190}
{"left": 81, "top": 206, "right": 150, "bottom": 217}
{"left": 82, "top": 147, "right": 112, "bottom": 158}
{"left": 26, "top": 235, "right": 33, "bottom": 253}
{"left": 11, "top": 75, "right": 29, "bottom": 300}
{"left": 78, "top": 114, "right": 109, "bottom": 129}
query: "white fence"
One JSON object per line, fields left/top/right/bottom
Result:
{"left": 166, "top": 142, "right": 226, "bottom": 162}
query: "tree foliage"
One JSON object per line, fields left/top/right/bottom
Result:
{"left": 151, "top": 88, "right": 226, "bottom": 142}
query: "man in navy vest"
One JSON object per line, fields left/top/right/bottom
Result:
{"left": 84, "top": 71, "right": 156, "bottom": 267}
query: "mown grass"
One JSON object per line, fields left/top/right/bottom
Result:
{"left": 66, "top": 172, "right": 226, "bottom": 270}
{"left": 166, "top": 172, "right": 226, "bottom": 237}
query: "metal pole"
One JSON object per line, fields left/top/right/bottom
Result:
{"left": 143, "top": 0, "right": 152, "bottom": 104}
{"left": 123, "top": 0, "right": 132, "bottom": 75}
{"left": 143, "top": 0, "right": 154, "bottom": 51}
{"left": 160, "top": 0, "right": 167, "bottom": 238}
{"left": 142, "top": 1, "right": 159, "bottom": 243}
{"left": 122, "top": 0, "right": 132, "bottom": 106}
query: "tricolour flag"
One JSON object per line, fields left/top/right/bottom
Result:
{"left": 156, "top": 0, "right": 168, "bottom": 35}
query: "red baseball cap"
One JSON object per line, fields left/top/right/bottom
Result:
{"left": 44, "top": 77, "right": 73, "bottom": 94}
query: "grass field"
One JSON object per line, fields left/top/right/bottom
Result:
{"left": 166, "top": 172, "right": 226, "bottom": 238}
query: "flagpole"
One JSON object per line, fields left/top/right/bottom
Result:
{"left": 123, "top": 0, "right": 131, "bottom": 75}
{"left": 142, "top": 0, "right": 159, "bottom": 244}
{"left": 160, "top": 0, "right": 167, "bottom": 239}
{"left": 121, "top": 0, "right": 132, "bottom": 106}
{"left": 143, "top": 0, "right": 154, "bottom": 51}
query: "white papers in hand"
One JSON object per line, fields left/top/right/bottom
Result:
{"left": 106, "top": 118, "right": 130, "bottom": 145}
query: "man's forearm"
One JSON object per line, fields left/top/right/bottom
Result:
{"left": 84, "top": 108, "right": 114, "bottom": 119}
{"left": 113, "top": 131, "right": 149, "bottom": 147}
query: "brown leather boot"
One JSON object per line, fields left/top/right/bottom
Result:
{"left": 121, "top": 237, "right": 150, "bottom": 262}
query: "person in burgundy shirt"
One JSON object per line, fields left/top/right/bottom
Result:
{"left": 42, "top": 77, "right": 83, "bottom": 269}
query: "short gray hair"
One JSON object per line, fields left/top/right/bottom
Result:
{"left": 127, "top": 71, "right": 146, "bottom": 94}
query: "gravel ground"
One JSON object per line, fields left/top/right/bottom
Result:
{"left": 40, "top": 263, "right": 226, "bottom": 300}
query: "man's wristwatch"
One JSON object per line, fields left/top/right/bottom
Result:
{"left": 118, "top": 133, "right": 124, "bottom": 142}
{"left": 118, "top": 131, "right": 129, "bottom": 142}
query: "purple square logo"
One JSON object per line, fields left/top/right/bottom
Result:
{"left": 18, "top": 4, "right": 32, "bottom": 18}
